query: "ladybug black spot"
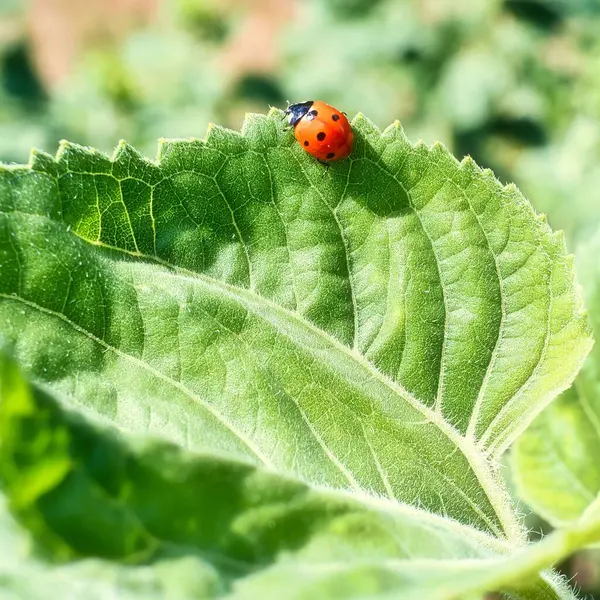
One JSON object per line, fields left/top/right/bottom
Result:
{"left": 308, "top": 109, "right": 318, "bottom": 118}
{"left": 326, "top": 152, "right": 335, "bottom": 159}
{"left": 331, "top": 114, "right": 340, "bottom": 122}
{"left": 304, "top": 140, "right": 309, "bottom": 146}
{"left": 317, "top": 132, "right": 326, "bottom": 141}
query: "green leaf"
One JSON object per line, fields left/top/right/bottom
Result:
{"left": 513, "top": 230, "right": 600, "bottom": 526}
{"left": 0, "top": 497, "right": 223, "bottom": 600}
{"left": 0, "top": 355, "right": 584, "bottom": 599}
{"left": 0, "top": 111, "right": 592, "bottom": 597}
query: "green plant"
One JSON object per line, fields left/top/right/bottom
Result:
{"left": 513, "top": 229, "right": 600, "bottom": 526}
{"left": 0, "top": 110, "right": 596, "bottom": 598}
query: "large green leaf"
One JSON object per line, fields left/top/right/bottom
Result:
{"left": 513, "top": 230, "right": 600, "bottom": 526}
{"left": 0, "top": 111, "right": 592, "bottom": 597}
{"left": 0, "top": 355, "right": 588, "bottom": 599}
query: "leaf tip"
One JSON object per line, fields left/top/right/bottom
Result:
{"left": 112, "top": 139, "right": 146, "bottom": 162}
{"left": 429, "top": 140, "right": 459, "bottom": 166}
{"left": 459, "top": 154, "right": 480, "bottom": 175}
{"left": 155, "top": 138, "right": 167, "bottom": 162}
{"left": 29, "top": 148, "right": 57, "bottom": 173}
{"left": 480, "top": 167, "right": 499, "bottom": 185}
{"left": 55, "top": 139, "right": 71, "bottom": 161}
{"left": 535, "top": 212, "right": 549, "bottom": 227}
{"left": 351, "top": 112, "right": 381, "bottom": 137}
{"left": 113, "top": 139, "right": 130, "bottom": 155}
{"left": 29, "top": 147, "right": 47, "bottom": 166}
{"left": 351, "top": 112, "right": 371, "bottom": 130}
{"left": 267, "top": 105, "right": 284, "bottom": 119}
{"left": 382, "top": 120, "right": 409, "bottom": 144}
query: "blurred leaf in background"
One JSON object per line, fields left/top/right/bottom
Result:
{"left": 5, "top": 0, "right": 598, "bottom": 238}
{"left": 0, "top": 0, "right": 291, "bottom": 160}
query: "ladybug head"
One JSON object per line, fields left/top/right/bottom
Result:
{"left": 284, "top": 101, "right": 314, "bottom": 127}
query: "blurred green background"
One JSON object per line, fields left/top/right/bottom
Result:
{"left": 2, "top": 0, "right": 600, "bottom": 243}
{"left": 1, "top": 0, "right": 600, "bottom": 594}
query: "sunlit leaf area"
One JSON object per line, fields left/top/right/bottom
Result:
{"left": 1, "top": 1, "right": 600, "bottom": 598}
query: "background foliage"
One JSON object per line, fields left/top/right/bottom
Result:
{"left": 2, "top": 0, "right": 600, "bottom": 595}
{"left": 2, "top": 0, "right": 600, "bottom": 242}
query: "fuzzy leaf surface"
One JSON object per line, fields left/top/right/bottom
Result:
{"left": 0, "top": 112, "right": 592, "bottom": 598}
{"left": 0, "top": 356, "right": 582, "bottom": 600}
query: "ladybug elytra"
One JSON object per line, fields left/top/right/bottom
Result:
{"left": 285, "top": 100, "right": 353, "bottom": 163}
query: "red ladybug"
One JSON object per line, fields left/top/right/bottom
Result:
{"left": 285, "top": 100, "right": 353, "bottom": 163}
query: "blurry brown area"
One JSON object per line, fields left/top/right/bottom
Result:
{"left": 27, "top": 0, "right": 159, "bottom": 89}
{"left": 26, "top": 0, "right": 295, "bottom": 91}
{"left": 571, "top": 550, "right": 600, "bottom": 594}
{"left": 219, "top": 0, "right": 295, "bottom": 77}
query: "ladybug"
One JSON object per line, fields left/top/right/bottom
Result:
{"left": 284, "top": 100, "right": 353, "bottom": 163}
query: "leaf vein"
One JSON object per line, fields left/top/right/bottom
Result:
{"left": 288, "top": 149, "right": 359, "bottom": 348}
{"left": 0, "top": 292, "right": 272, "bottom": 468}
